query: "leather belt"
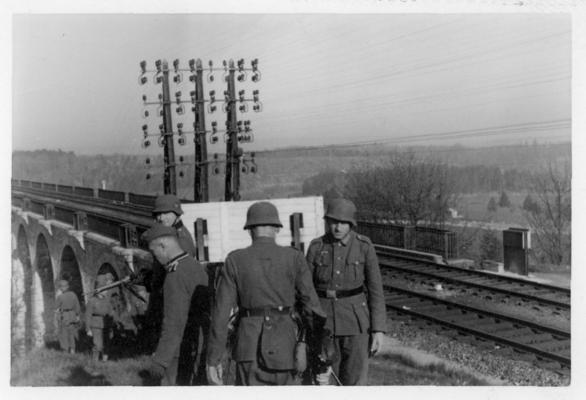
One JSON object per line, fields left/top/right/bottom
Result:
{"left": 240, "top": 306, "right": 292, "bottom": 317}
{"left": 317, "top": 286, "right": 364, "bottom": 299}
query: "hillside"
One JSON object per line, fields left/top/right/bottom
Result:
{"left": 11, "top": 142, "right": 571, "bottom": 201}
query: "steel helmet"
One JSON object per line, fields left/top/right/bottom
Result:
{"left": 152, "top": 194, "right": 183, "bottom": 216}
{"left": 243, "top": 201, "right": 283, "bottom": 229}
{"left": 324, "top": 198, "right": 357, "bottom": 226}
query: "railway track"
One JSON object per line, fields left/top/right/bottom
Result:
{"left": 385, "top": 284, "right": 571, "bottom": 375}
{"left": 376, "top": 246, "right": 570, "bottom": 315}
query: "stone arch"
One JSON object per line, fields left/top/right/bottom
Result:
{"left": 35, "top": 234, "right": 56, "bottom": 343}
{"left": 60, "top": 246, "right": 84, "bottom": 311}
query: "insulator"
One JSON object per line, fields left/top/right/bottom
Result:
{"left": 142, "top": 109, "right": 150, "bottom": 118}
{"left": 191, "top": 106, "right": 196, "bottom": 113}
{"left": 142, "top": 139, "right": 151, "bottom": 148}
{"left": 209, "top": 105, "right": 217, "bottom": 113}
{"left": 142, "top": 124, "right": 148, "bottom": 133}
{"left": 179, "top": 155, "right": 184, "bottom": 162}
{"left": 189, "top": 74, "right": 196, "bottom": 82}
{"left": 155, "top": 59, "right": 162, "bottom": 72}
{"left": 238, "top": 90, "right": 245, "bottom": 102}
{"left": 241, "top": 164, "right": 248, "bottom": 174}
{"left": 140, "top": 60, "right": 147, "bottom": 74}
{"left": 252, "top": 72, "right": 261, "bottom": 82}
{"left": 237, "top": 73, "right": 245, "bottom": 82}
{"left": 146, "top": 173, "right": 152, "bottom": 180}
{"left": 145, "top": 157, "right": 151, "bottom": 164}
{"left": 159, "top": 124, "right": 165, "bottom": 133}
{"left": 156, "top": 76, "right": 163, "bottom": 84}
{"left": 173, "top": 59, "right": 179, "bottom": 73}
{"left": 189, "top": 59, "right": 196, "bottom": 72}
{"left": 175, "top": 91, "right": 182, "bottom": 101}
{"left": 159, "top": 108, "right": 164, "bottom": 117}
{"left": 239, "top": 104, "right": 248, "bottom": 113}
{"left": 179, "top": 171, "right": 184, "bottom": 178}
{"left": 253, "top": 103, "right": 263, "bottom": 112}
{"left": 207, "top": 73, "right": 214, "bottom": 83}
{"left": 251, "top": 58, "right": 258, "bottom": 71}
{"left": 209, "top": 60, "right": 214, "bottom": 69}
{"left": 178, "top": 136, "right": 186, "bottom": 146}
{"left": 139, "top": 76, "right": 148, "bottom": 85}
{"left": 176, "top": 104, "right": 185, "bottom": 115}
{"left": 250, "top": 152, "right": 255, "bottom": 158}
{"left": 250, "top": 164, "right": 257, "bottom": 174}
{"left": 213, "top": 153, "right": 219, "bottom": 160}
{"left": 177, "top": 122, "right": 183, "bottom": 134}
{"left": 173, "top": 74, "right": 182, "bottom": 83}
{"left": 238, "top": 59, "right": 245, "bottom": 71}
{"left": 213, "top": 164, "right": 220, "bottom": 175}
{"left": 210, "top": 135, "right": 218, "bottom": 144}
{"left": 158, "top": 135, "right": 166, "bottom": 147}
{"left": 190, "top": 90, "right": 196, "bottom": 103}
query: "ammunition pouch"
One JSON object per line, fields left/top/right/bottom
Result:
{"left": 258, "top": 313, "right": 297, "bottom": 371}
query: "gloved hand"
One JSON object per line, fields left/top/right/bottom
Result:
{"left": 369, "top": 332, "right": 385, "bottom": 357}
{"left": 315, "top": 366, "right": 332, "bottom": 385}
{"left": 206, "top": 363, "right": 223, "bottom": 385}
{"left": 149, "top": 362, "right": 166, "bottom": 380}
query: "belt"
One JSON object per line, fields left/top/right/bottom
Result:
{"left": 61, "top": 309, "right": 73, "bottom": 312}
{"left": 317, "top": 286, "right": 364, "bottom": 299}
{"left": 92, "top": 314, "right": 104, "bottom": 317}
{"left": 240, "top": 306, "right": 292, "bottom": 317}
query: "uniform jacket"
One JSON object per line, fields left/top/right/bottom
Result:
{"left": 86, "top": 294, "right": 117, "bottom": 329}
{"left": 306, "top": 231, "right": 386, "bottom": 336}
{"left": 154, "top": 253, "right": 209, "bottom": 369}
{"left": 56, "top": 291, "right": 80, "bottom": 325}
{"left": 174, "top": 220, "right": 197, "bottom": 258}
{"left": 147, "top": 220, "right": 197, "bottom": 294}
{"left": 207, "top": 237, "right": 325, "bottom": 370}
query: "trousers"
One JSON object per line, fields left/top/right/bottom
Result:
{"left": 331, "top": 334, "right": 369, "bottom": 385}
{"left": 91, "top": 328, "right": 105, "bottom": 352}
{"left": 58, "top": 324, "right": 78, "bottom": 351}
{"left": 236, "top": 360, "right": 297, "bottom": 386}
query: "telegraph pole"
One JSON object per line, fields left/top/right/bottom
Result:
{"left": 161, "top": 60, "right": 177, "bottom": 195}
{"left": 225, "top": 59, "right": 241, "bottom": 201}
{"left": 193, "top": 59, "right": 209, "bottom": 202}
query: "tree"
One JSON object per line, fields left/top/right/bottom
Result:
{"left": 344, "top": 152, "right": 457, "bottom": 226}
{"left": 523, "top": 163, "right": 571, "bottom": 265}
{"left": 487, "top": 197, "right": 497, "bottom": 213}
{"left": 522, "top": 194, "right": 540, "bottom": 214}
{"left": 498, "top": 191, "right": 511, "bottom": 208}
{"left": 479, "top": 229, "right": 501, "bottom": 262}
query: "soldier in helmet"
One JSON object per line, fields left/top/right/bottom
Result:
{"left": 306, "top": 198, "right": 386, "bottom": 385}
{"left": 207, "top": 201, "right": 326, "bottom": 386}
{"left": 54, "top": 279, "right": 81, "bottom": 353}
{"left": 86, "top": 274, "right": 120, "bottom": 361}
{"left": 141, "top": 223, "right": 209, "bottom": 385}
{"left": 152, "top": 194, "right": 197, "bottom": 258}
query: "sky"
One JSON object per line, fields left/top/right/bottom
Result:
{"left": 11, "top": 12, "right": 573, "bottom": 155}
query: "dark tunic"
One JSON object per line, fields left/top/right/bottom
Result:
{"left": 207, "top": 237, "right": 325, "bottom": 374}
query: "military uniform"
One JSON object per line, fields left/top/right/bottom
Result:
{"left": 153, "top": 252, "right": 208, "bottom": 385}
{"left": 208, "top": 236, "right": 325, "bottom": 385}
{"left": 55, "top": 284, "right": 80, "bottom": 353}
{"left": 306, "top": 230, "right": 386, "bottom": 385}
{"left": 86, "top": 277, "right": 119, "bottom": 361}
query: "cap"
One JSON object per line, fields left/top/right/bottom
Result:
{"left": 141, "top": 223, "right": 177, "bottom": 243}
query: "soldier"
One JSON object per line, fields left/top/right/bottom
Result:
{"left": 306, "top": 198, "right": 387, "bottom": 385}
{"left": 141, "top": 223, "right": 209, "bottom": 386}
{"left": 146, "top": 194, "right": 199, "bottom": 358}
{"left": 152, "top": 194, "right": 197, "bottom": 258}
{"left": 86, "top": 274, "right": 120, "bottom": 361}
{"left": 206, "top": 201, "right": 326, "bottom": 386}
{"left": 54, "top": 279, "right": 80, "bottom": 353}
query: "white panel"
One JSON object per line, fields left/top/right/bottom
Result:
{"left": 181, "top": 196, "right": 324, "bottom": 262}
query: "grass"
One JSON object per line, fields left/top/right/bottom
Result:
{"left": 12, "top": 337, "right": 497, "bottom": 386}
{"left": 11, "top": 349, "right": 153, "bottom": 386}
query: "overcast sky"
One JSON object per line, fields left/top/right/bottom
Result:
{"left": 11, "top": 13, "right": 571, "bottom": 155}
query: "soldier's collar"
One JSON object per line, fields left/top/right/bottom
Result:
{"left": 173, "top": 219, "right": 184, "bottom": 229}
{"left": 165, "top": 252, "right": 188, "bottom": 272}
{"left": 252, "top": 236, "right": 276, "bottom": 244}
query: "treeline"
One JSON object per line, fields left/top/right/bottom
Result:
{"left": 303, "top": 164, "right": 545, "bottom": 196}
